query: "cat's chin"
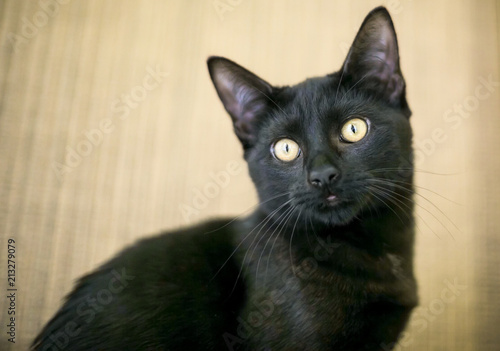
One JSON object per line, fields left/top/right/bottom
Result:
{"left": 305, "top": 200, "right": 362, "bottom": 227}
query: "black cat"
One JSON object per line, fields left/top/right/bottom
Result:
{"left": 33, "top": 6, "right": 417, "bottom": 351}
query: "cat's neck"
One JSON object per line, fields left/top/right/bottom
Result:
{"left": 248, "top": 198, "right": 414, "bottom": 259}
{"left": 239, "top": 201, "right": 415, "bottom": 293}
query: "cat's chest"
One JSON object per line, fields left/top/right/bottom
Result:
{"left": 236, "top": 238, "right": 416, "bottom": 350}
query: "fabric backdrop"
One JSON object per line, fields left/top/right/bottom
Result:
{"left": 0, "top": 1, "right": 499, "bottom": 349}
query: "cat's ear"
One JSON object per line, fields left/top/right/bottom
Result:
{"left": 208, "top": 56, "right": 273, "bottom": 148}
{"left": 341, "top": 7, "right": 411, "bottom": 117}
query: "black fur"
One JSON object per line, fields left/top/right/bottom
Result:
{"left": 33, "top": 7, "right": 417, "bottom": 350}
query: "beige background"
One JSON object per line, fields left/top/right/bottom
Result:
{"left": 0, "top": 0, "right": 499, "bottom": 350}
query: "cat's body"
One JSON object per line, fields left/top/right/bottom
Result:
{"left": 33, "top": 7, "right": 417, "bottom": 351}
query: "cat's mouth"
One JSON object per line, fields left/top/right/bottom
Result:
{"left": 316, "top": 191, "right": 346, "bottom": 210}
{"left": 289, "top": 189, "right": 365, "bottom": 226}
{"left": 325, "top": 193, "right": 338, "bottom": 206}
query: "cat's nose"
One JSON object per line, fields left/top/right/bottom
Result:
{"left": 308, "top": 165, "right": 339, "bottom": 189}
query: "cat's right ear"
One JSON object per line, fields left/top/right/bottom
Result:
{"left": 207, "top": 57, "right": 272, "bottom": 149}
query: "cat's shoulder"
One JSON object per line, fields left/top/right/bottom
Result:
{"left": 96, "top": 217, "right": 241, "bottom": 280}
{"left": 32, "top": 218, "right": 243, "bottom": 350}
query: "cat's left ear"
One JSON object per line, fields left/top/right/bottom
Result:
{"left": 342, "top": 7, "right": 411, "bottom": 117}
{"left": 208, "top": 57, "right": 273, "bottom": 149}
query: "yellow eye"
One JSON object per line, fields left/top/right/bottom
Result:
{"left": 340, "top": 118, "right": 368, "bottom": 142}
{"left": 272, "top": 138, "right": 301, "bottom": 162}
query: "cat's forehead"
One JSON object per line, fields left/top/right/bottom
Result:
{"left": 276, "top": 74, "right": 371, "bottom": 123}
{"left": 291, "top": 75, "right": 338, "bottom": 101}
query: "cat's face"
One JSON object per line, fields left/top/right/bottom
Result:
{"left": 245, "top": 78, "right": 412, "bottom": 226}
{"left": 208, "top": 7, "right": 413, "bottom": 226}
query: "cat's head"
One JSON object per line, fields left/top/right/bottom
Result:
{"left": 208, "top": 7, "right": 413, "bottom": 227}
